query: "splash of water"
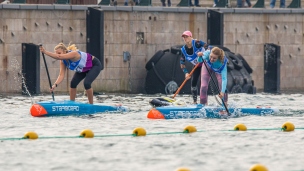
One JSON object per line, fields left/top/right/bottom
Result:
{"left": 20, "top": 73, "right": 34, "bottom": 104}
{"left": 10, "top": 57, "right": 34, "bottom": 105}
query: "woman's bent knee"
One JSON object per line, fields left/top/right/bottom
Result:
{"left": 84, "top": 82, "right": 92, "bottom": 90}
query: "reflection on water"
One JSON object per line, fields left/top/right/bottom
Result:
{"left": 0, "top": 93, "right": 303, "bottom": 171}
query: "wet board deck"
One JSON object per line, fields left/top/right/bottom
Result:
{"left": 147, "top": 104, "right": 279, "bottom": 119}
{"left": 30, "top": 100, "right": 128, "bottom": 117}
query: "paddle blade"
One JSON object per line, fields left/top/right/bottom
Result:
{"left": 30, "top": 104, "right": 48, "bottom": 117}
{"left": 149, "top": 98, "right": 171, "bottom": 107}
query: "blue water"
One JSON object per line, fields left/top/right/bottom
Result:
{"left": 0, "top": 93, "right": 304, "bottom": 171}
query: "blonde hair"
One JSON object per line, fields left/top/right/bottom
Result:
{"left": 54, "top": 42, "right": 78, "bottom": 53}
{"left": 211, "top": 47, "right": 225, "bottom": 63}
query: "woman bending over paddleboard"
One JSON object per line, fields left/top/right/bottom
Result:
{"left": 39, "top": 43, "right": 102, "bottom": 104}
{"left": 180, "top": 30, "right": 207, "bottom": 104}
{"left": 198, "top": 47, "right": 228, "bottom": 106}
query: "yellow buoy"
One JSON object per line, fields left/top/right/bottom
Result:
{"left": 23, "top": 131, "right": 38, "bottom": 140}
{"left": 282, "top": 121, "right": 295, "bottom": 132}
{"left": 133, "top": 127, "right": 146, "bottom": 136}
{"left": 80, "top": 129, "right": 94, "bottom": 138}
{"left": 234, "top": 123, "right": 247, "bottom": 131}
{"left": 175, "top": 167, "right": 191, "bottom": 171}
{"left": 249, "top": 164, "right": 268, "bottom": 171}
{"left": 183, "top": 125, "right": 197, "bottom": 133}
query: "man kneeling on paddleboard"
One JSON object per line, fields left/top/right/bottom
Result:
{"left": 197, "top": 46, "right": 228, "bottom": 107}
{"left": 39, "top": 43, "right": 102, "bottom": 104}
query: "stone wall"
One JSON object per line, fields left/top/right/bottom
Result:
{"left": 0, "top": 4, "right": 303, "bottom": 94}
{"left": 222, "top": 9, "right": 304, "bottom": 90}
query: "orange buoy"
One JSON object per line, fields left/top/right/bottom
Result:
{"left": 147, "top": 109, "right": 165, "bottom": 119}
{"left": 30, "top": 104, "right": 48, "bottom": 117}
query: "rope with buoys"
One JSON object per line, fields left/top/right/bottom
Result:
{"left": 0, "top": 122, "right": 303, "bottom": 141}
{"left": 0, "top": 125, "right": 197, "bottom": 141}
{"left": 2, "top": 125, "right": 304, "bottom": 170}
{"left": 232, "top": 122, "right": 298, "bottom": 132}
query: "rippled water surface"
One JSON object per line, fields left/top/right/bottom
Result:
{"left": 0, "top": 93, "right": 304, "bottom": 171}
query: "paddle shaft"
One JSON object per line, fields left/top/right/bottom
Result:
{"left": 202, "top": 60, "right": 230, "bottom": 115}
{"left": 40, "top": 44, "right": 55, "bottom": 101}
{"left": 172, "top": 63, "right": 200, "bottom": 99}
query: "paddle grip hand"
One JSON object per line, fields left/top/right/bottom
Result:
{"left": 38, "top": 44, "right": 46, "bottom": 54}
{"left": 185, "top": 73, "right": 191, "bottom": 80}
{"left": 50, "top": 84, "right": 56, "bottom": 92}
{"left": 218, "top": 92, "right": 224, "bottom": 99}
{"left": 196, "top": 52, "right": 203, "bottom": 57}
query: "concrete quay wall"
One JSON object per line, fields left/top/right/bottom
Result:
{"left": 0, "top": 4, "right": 303, "bottom": 94}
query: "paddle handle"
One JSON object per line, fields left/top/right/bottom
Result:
{"left": 39, "top": 44, "right": 55, "bottom": 101}
{"left": 172, "top": 63, "right": 200, "bottom": 99}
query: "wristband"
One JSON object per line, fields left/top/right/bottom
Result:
{"left": 54, "top": 84, "right": 58, "bottom": 87}
{"left": 183, "top": 68, "right": 188, "bottom": 74}
{"left": 197, "top": 56, "right": 203, "bottom": 63}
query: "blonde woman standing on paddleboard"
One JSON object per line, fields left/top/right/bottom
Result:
{"left": 39, "top": 43, "right": 102, "bottom": 104}
{"left": 198, "top": 47, "right": 228, "bottom": 106}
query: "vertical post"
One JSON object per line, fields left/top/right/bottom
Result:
{"left": 21, "top": 43, "right": 40, "bottom": 95}
{"left": 207, "top": 10, "right": 224, "bottom": 46}
{"left": 86, "top": 7, "right": 104, "bottom": 70}
{"left": 264, "top": 43, "right": 280, "bottom": 93}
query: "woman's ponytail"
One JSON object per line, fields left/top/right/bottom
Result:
{"left": 54, "top": 42, "right": 78, "bottom": 53}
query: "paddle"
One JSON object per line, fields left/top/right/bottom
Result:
{"left": 201, "top": 60, "right": 230, "bottom": 116}
{"left": 39, "top": 44, "right": 55, "bottom": 101}
{"left": 172, "top": 63, "right": 200, "bottom": 99}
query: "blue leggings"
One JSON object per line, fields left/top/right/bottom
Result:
{"left": 70, "top": 57, "right": 102, "bottom": 90}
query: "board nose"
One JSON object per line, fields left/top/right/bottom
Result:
{"left": 30, "top": 104, "right": 48, "bottom": 117}
{"left": 147, "top": 109, "right": 165, "bottom": 119}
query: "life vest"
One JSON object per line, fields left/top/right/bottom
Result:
{"left": 206, "top": 57, "right": 228, "bottom": 73}
{"left": 181, "top": 39, "right": 205, "bottom": 65}
{"left": 63, "top": 51, "right": 93, "bottom": 73}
